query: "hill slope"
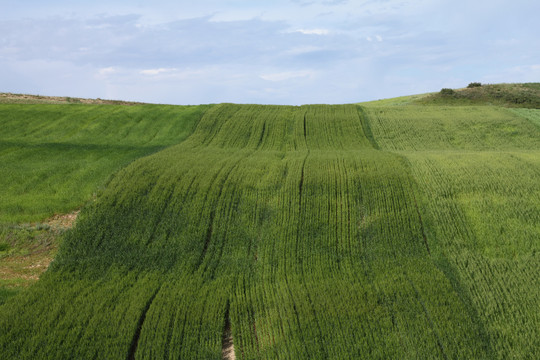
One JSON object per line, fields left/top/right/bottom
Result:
{"left": 415, "top": 83, "right": 540, "bottom": 108}
{"left": 364, "top": 104, "right": 540, "bottom": 357}
{"left": 0, "top": 103, "right": 211, "bottom": 223}
{"left": 0, "top": 102, "right": 211, "bottom": 301}
{"left": 1, "top": 98, "right": 538, "bottom": 358}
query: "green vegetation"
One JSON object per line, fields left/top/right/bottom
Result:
{"left": 439, "top": 88, "right": 456, "bottom": 96}
{"left": 363, "top": 106, "right": 540, "bottom": 151}
{"left": 0, "top": 103, "right": 211, "bottom": 223}
{"left": 509, "top": 108, "right": 540, "bottom": 128}
{"left": 0, "top": 86, "right": 539, "bottom": 358}
{"left": 0, "top": 92, "right": 145, "bottom": 105}
{"left": 467, "top": 82, "right": 482, "bottom": 88}
{"left": 416, "top": 83, "right": 540, "bottom": 108}
{"left": 359, "top": 92, "right": 433, "bottom": 106}
{"left": 0, "top": 103, "right": 210, "bottom": 308}
{"left": 365, "top": 104, "right": 540, "bottom": 358}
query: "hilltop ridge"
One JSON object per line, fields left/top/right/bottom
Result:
{"left": 416, "top": 83, "right": 540, "bottom": 108}
{"left": 361, "top": 83, "right": 540, "bottom": 108}
{"left": 4, "top": 83, "right": 540, "bottom": 108}
{"left": 0, "top": 92, "right": 147, "bottom": 106}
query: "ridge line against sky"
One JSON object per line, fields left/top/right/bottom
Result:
{"left": 1, "top": 0, "right": 539, "bottom": 105}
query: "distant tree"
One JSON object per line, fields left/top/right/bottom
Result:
{"left": 467, "top": 82, "right": 482, "bottom": 88}
{"left": 440, "top": 88, "right": 456, "bottom": 96}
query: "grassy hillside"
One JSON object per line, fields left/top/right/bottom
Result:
{"left": 0, "top": 103, "right": 211, "bottom": 223}
{"left": 1, "top": 96, "right": 538, "bottom": 359}
{"left": 414, "top": 83, "right": 540, "bottom": 108}
{"left": 0, "top": 102, "right": 211, "bottom": 302}
{"left": 364, "top": 105, "right": 540, "bottom": 358}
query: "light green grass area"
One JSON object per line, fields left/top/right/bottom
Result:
{"left": 359, "top": 92, "right": 433, "bottom": 107}
{"left": 509, "top": 108, "right": 540, "bottom": 128}
{"left": 0, "top": 104, "right": 211, "bottom": 223}
{"left": 405, "top": 152, "right": 540, "bottom": 359}
{"left": 366, "top": 104, "right": 540, "bottom": 358}
{"left": 364, "top": 106, "right": 540, "bottom": 151}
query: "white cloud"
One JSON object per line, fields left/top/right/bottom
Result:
{"left": 284, "top": 45, "right": 324, "bottom": 55}
{"left": 294, "top": 28, "right": 329, "bottom": 35}
{"left": 140, "top": 68, "right": 178, "bottom": 76}
{"left": 260, "top": 70, "right": 313, "bottom": 82}
{"left": 97, "top": 67, "right": 117, "bottom": 77}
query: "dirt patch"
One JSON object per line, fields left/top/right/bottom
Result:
{"left": 0, "top": 210, "right": 79, "bottom": 288}
{"left": 0, "top": 253, "right": 54, "bottom": 284}
{"left": 45, "top": 210, "right": 80, "bottom": 230}
{"left": 222, "top": 305, "right": 236, "bottom": 360}
{"left": 222, "top": 329, "right": 236, "bottom": 360}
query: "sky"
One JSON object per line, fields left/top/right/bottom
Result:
{"left": 1, "top": 0, "right": 539, "bottom": 105}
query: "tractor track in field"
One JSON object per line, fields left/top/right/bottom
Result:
{"left": 127, "top": 286, "right": 162, "bottom": 360}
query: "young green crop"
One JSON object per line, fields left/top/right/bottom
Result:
{"left": 363, "top": 106, "right": 540, "bottom": 151}
{"left": 0, "top": 103, "right": 211, "bottom": 224}
{"left": 509, "top": 108, "right": 540, "bottom": 128}
{"left": 1, "top": 102, "right": 538, "bottom": 359}
{"left": 366, "top": 104, "right": 540, "bottom": 358}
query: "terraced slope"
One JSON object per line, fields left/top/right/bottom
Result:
{"left": 0, "top": 103, "right": 538, "bottom": 359}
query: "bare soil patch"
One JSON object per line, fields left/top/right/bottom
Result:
{"left": 222, "top": 309, "right": 236, "bottom": 360}
{"left": 45, "top": 210, "right": 80, "bottom": 229}
{"left": 0, "top": 210, "right": 79, "bottom": 288}
{"left": 222, "top": 329, "right": 236, "bottom": 360}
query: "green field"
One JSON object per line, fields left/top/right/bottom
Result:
{"left": 0, "top": 92, "right": 539, "bottom": 358}
{"left": 364, "top": 104, "right": 540, "bottom": 358}
{"left": 0, "top": 103, "right": 210, "bottom": 223}
{"left": 0, "top": 103, "right": 211, "bottom": 302}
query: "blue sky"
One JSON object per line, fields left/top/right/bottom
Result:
{"left": 1, "top": 0, "right": 539, "bottom": 105}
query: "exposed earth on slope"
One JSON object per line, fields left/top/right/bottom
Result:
{"left": 0, "top": 211, "right": 79, "bottom": 292}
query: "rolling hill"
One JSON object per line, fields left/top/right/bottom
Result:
{"left": 0, "top": 85, "right": 539, "bottom": 359}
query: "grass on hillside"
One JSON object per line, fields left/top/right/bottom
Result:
{"left": 2, "top": 102, "right": 539, "bottom": 359}
{"left": 415, "top": 83, "right": 540, "bottom": 108}
{"left": 0, "top": 102, "right": 211, "bottom": 301}
{"left": 509, "top": 108, "right": 540, "bottom": 128}
{"left": 359, "top": 92, "right": 434, "bottom": 107}
{"left": 366, "top": 104, "right": 540, "bottom": 358}
{"left": 0, "top": 92, "right": 146, "bottom": 105}
{"left": 363, "top": 106, "right": 540, "bottom": 151}
{"left": 0, "top": 103, "right": 211, "bottom": 224}
{"left": 1, "top": 85, "right": 539, "bottom": 358}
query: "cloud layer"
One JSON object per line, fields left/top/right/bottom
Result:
{"left": 1, "top": 0, "right": 539, "bottom": 104}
